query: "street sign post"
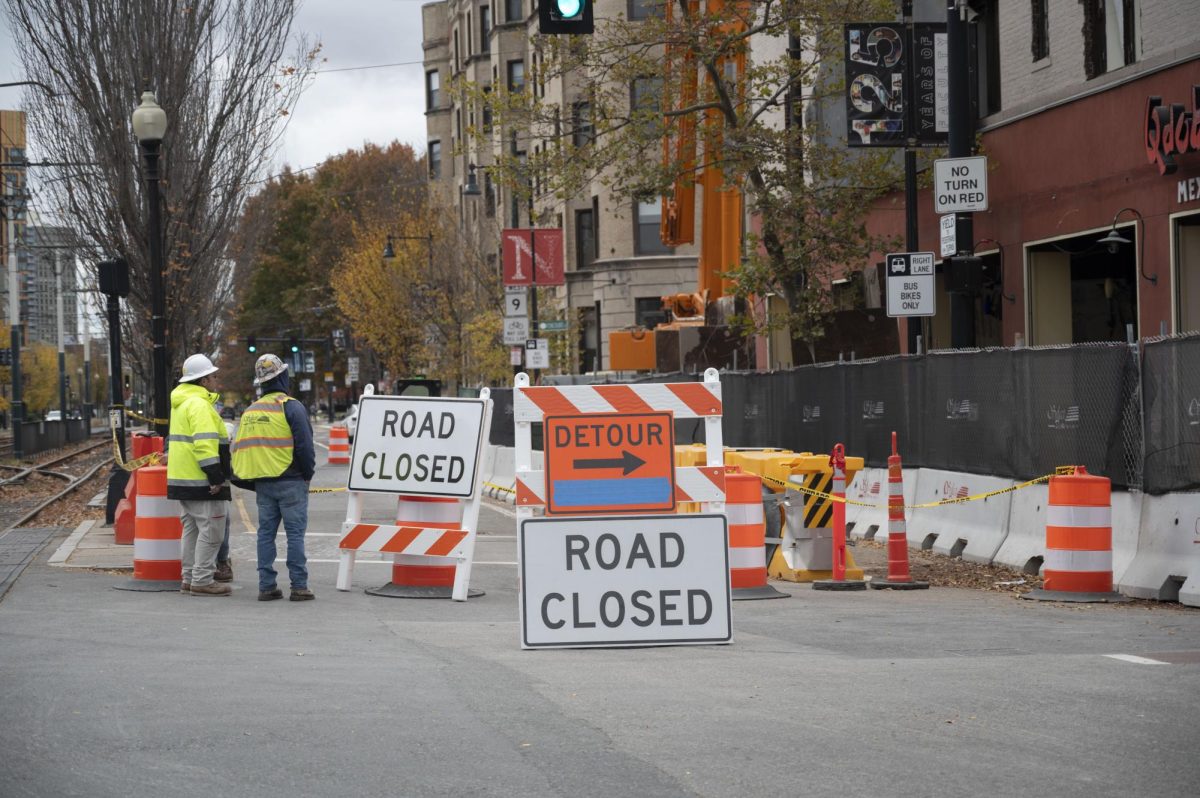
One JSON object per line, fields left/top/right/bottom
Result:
{"left": 885, "top": 252, "right": 936, "bottom": 318}
{"left": 933, "top": 156, "right": 988, "bottom": 213}
{"left": 518, "top": 514, "right": 731, "bottom": 648}
{"left": 543, "top": 411, "right": 675, "bottom": 515}
{"left": 939, "top": 214, "right": 956, "bottom": 257}
{"left": 347, "top": 395, "right": 487, "bottom": 498}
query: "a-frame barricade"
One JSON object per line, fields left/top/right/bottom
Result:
{"left": 335, "top": 386, "right": 493, "bottom": 602}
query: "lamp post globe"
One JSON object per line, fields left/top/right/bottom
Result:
{"left": 132, "top": 88, "right": 171, "bottom": 438}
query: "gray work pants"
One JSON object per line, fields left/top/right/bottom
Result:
{"left": 180, "top": 499, "right": 228, "bottom": 586}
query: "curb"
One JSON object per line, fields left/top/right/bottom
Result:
{"left": 47, "top": 519, "right": 96, "bottom": 567}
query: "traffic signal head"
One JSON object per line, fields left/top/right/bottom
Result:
{"left": 290, "top": 338, "right": 300, "bottom": 354}
{"left": 247, "top": 335, "right": 257, "bottom": 354}
{"left": 538, "top": 0, "right": 593, "bottom": 34}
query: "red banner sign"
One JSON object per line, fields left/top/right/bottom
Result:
{"left": 502, "top": 228, "right": 565, "bottom": 287}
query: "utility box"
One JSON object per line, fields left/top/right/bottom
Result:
{"left": 609, "top": 329, "right": 656, "bottom": 371}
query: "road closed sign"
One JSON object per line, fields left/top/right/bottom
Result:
{"left": 519, "top": 514, "right": 731, "bottom": 648}
{"left": 348, "top": 395, "right": 487, "bottom": 498}
{"left": 544, "top": 412, "right": 675, "bottom": 514}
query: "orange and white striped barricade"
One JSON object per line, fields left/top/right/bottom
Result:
{"left": 870, "top": 432, "right": 928, "bottom": 590}
{"left": 113, "top": 465, "right": 182, "bottom": 592}
{"left": 336, "top": 388, "right": 493, "bottom": 601}
{"left": 328, "top": 424, "right": 351, "bottom": 465}
{"left": 813, "top": 443, "right": 866, "bottom": 591}
{"left": 514, "top": 369, "right": 736, "bottom": 649}
{"left": 724, "top": 470, "right": 787, "bottom": 600}
{"left": 1023, "top": 467, "right": 1130, "bottom": 603}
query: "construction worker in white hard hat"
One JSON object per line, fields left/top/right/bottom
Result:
{"left": 168, "top": 353, "right": 233, "bottom": 597}
{"left": 231, "top": 353, "right": 316, "bottom": 602}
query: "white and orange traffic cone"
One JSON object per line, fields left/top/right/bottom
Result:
{"left": 724, "top": 470, "right": 788, "bottom": 600}
{"left": 870, "top": 432, "right": 928, "bottom": 590}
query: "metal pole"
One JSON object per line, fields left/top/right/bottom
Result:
{"left": 530, "top": 229, "right": 539, "bottom": 384}
{"left": 948, "top": 0, "right": 976, "bottom": 348}
{"left": 55, "top": 251, "right": 69, "bottom": 441}
{"left": 903, "top": 1, "right": 921, "bottom": 354}
{"left": 140, "top": 139, "right": 170, "bottom": 438}
{"left": 5, "top": 181, "right": 23, "bottom": 459}
{"left": 106, "top": 293, "right": 127, "bottom": 462}
{"left": 83, "top": 326, "right": 92, "bottom": 437}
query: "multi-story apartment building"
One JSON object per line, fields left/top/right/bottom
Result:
{"left": 866, "top": 0, "right": 1200, "bottom": 348}
{"left": 422, "top": 0, "right": 701, "bottom": 372}
{"left": 1, "top": 110, "right": 30, "bottom": 337}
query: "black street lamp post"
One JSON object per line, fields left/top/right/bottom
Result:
{"left": 132, "top": 90, "right": 170, "bottom": 439}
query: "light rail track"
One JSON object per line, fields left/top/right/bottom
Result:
{"left": 0, "top": 439, "right": 115, "bottom": 535}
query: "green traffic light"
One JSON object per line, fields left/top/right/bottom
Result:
{"left": 248, "top": 345, "right": 257, "bottom": 353}
{"left": 556, "top": 0, "right": 582, "bottom": 18}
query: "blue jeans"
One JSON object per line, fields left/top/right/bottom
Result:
{"left": 255, "top": 479, "right": 309, "bottom": 591}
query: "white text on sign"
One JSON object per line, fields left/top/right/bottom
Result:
{"left": 348, "top": 396, "right": 486, "bottom": 498}
{"left": 519, "top": 514, "right": 731, "bottom": 648}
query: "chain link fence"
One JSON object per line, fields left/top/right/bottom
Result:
{"left": 1142, "top": 332, "right": 1200, "bottom": 494}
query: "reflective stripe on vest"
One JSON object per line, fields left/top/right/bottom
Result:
{"left": 232, "top": 392, "right": 295, "bottom": 479}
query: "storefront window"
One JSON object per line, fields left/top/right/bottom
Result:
{"left": 1176, "top": 214, "right": 1200, "bottom": 333}
{"left": 1027, "top": 231, "right": 1139, "bottom": 345}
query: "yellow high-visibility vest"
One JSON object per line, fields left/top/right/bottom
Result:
{"left": 232, "top": 392, "right": 295, "bottom": 479}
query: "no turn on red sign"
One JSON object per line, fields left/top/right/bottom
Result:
{"left": 543, "top": 412, "right": 675, "bottom": 514}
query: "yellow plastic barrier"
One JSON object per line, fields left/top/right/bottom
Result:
{"left": 769, "top": 453, "right": 865, "bottom": 582}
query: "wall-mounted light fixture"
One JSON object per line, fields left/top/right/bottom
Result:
{"left": 1096, "top": 207, "right": 1156, "bottom": 286}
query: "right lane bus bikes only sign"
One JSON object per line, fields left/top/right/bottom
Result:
{"left": 885, "top": 251, "right": 936, "bottom": 318}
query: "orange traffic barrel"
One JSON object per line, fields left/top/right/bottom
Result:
{"left": 365, "top": 496, "right": 484, "bottom": 599}
{"left": 328, "top": 425, "right": 350, "bottom": 465}
{"left": 113, "top": 465, "right": 182, "bottom": 592}
{"left": 725, "top": 470, "right": 788, "bottom": 600}
{"left": 1023, "top": 467, "right": 1129, "bottom": 603}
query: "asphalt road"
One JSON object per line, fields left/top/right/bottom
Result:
{"left": 1, "top": 456, "right": 1198, "bottom": 797}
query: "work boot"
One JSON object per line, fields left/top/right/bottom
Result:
{"left": 289, "top": 587, "right": 315, "bottom": 602}
{"left": 214, "top": 560, "right": 233, "bottom": 582}
{"left": 190, "top": 582, "right": 232, "bottom": 597}
{"left": 180, "top": 582, "right": 191, "bottom": 594}
{"left": 258, "top": 587, "right": 283, "bottom": 602}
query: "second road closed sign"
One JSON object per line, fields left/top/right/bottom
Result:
{"left": 544, "top": 411, "right": 675, "bottom": 514}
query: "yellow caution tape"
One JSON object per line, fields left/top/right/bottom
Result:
{"left": 760, "top": 467, "right": 1076, "bottom": 511}
{"left": 484, "top": 481, "right": 515, "bottom": 495}
{"left": 308, "top": 487, "right": 347, "bottom": 493}
{"left": 125, "top": 408, "right": 170, "bottom": 426}
{"left": 111, "top": 427, "right": 163, "bottom": 472}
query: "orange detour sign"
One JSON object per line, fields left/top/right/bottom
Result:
{"left": 544, "top": 412, "right": 675, "bottom": 515}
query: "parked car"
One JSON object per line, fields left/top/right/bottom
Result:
{"left": 344, "top": 404, "right": 358, "bottom": 442}
{"left": 45, "top": 410, "right": 62, "bottom": 422}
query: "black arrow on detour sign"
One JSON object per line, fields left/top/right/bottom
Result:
{"left": 573, "top": 450, "right": 646, "bottom": 476}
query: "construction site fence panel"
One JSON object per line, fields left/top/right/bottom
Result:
{"left": 489, "top": 336, "right": 1198, "bottom": 493}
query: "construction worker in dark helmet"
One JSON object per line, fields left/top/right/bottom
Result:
{"left": 231, "top": 353, "right": 316, "bottom": 602}
{"left": 168, "top": 354, "right": 232, "bottom": 597}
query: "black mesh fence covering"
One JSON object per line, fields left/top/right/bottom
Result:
{"left": 491, "top": 340, "right": 1165, "bottom": 490}
{"left": 1143, "top": 334, "right": 1200, "bottom": 494}
{"left": 720, "top": 343, "right": 1141, "bottom": 488}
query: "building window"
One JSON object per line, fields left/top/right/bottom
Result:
{"left": 482, "top": 85, "right": 493, "bottom": 132}
{"left": 576, "top": 209, "right": 596, "bottom": 269}
{"left": 480, "top": 5, "right": 491, "bottom": 52}
{"left": 1031, "top": 0, "right": 1049, "bottom": 61}
{"left": 974, "top": 0, "right": 1001, "bottom": 117}
{"left": 509, "top": 188, "right": 521, "bottom": 228}
{"left": 507, "top": 60, "right": 525, "bottom": 93}
{"left": 628, "top": 0, "right": 662, "bottom": 21}
{"left": 428, "top": 140, "right": 442, "bottom": 179}
{"left": 635, "top": 297, "right": 667, "bottom": 328}
{"left": 572, "top": 101, "right": 594, "bottom": 147}
{"left": 635, "top": 198, "right": 670, "bottom": 255}
{"left": 484, "top": 172, "right": 495, "bottom": 218}
{"left": 506, "top": 0, "right": 522, "bottom": 24}
{"left": 425, "top": 70, "right": 440, "bottom": 111}
{"left": 631, "top": 77, "right": 662, "bottom": 135}
{"left": 1083, "top": 0, "right": 1140, "bottom": 79}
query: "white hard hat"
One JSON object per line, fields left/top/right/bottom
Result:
{"left": 253, "top": 353, "right": 288, "bottom": 386}
{"left": 180, "top": 353, "right": 219, "bottom": 383}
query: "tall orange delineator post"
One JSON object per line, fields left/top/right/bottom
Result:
{"left": 724, "top": 470, "right": 788, "bottom": 600}
{"left": 870, "top": 432, "right": 929, "bottom": 590}
{"left": 813, "top": 444, "right": 866, "bottom": 591}
{"left": 1022, "top": 467, "right": 1129, "bottom": 603}
{"left": 113, "top": 465, "right": 182, "bottom": 592}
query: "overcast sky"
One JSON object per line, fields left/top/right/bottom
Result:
{"left": 0, "top": 0, "right": 430, "bottom": 173}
